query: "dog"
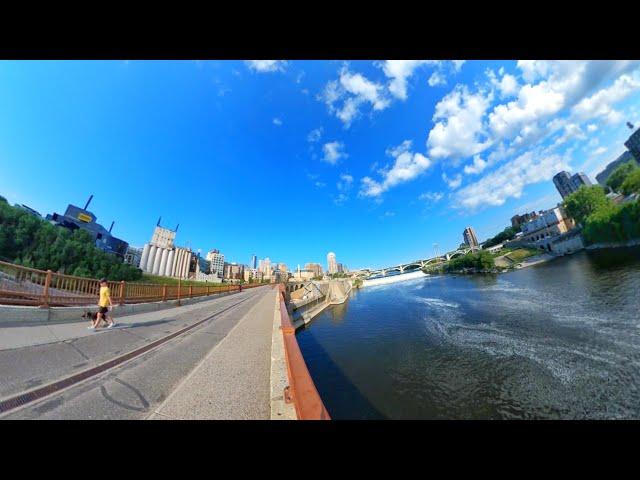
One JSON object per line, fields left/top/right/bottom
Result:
{"left": 81, "top": 310, "right": 111, "bottom": 327}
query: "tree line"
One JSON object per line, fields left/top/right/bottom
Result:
{"left": 0, "top": 197, "right": 142, "bottom": 281}
{"left": 563, "top": 160, "right": 640, "bottom": 246}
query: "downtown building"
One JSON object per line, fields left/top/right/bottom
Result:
{"left": 305, "top": 262, "right": 323, "bottom": 278}
{"left": 46, "top": 195, "right": 129, "bottom": 259}
{"left": 206, "top": 249, "right": 225, "bottom": 278}
{"left": 138, "top": 222, "right": 193, "bottom": 278}
{"left": 519, "top": 206, "right": 576, "bottom": 251}
{"left": 463, "top": 227, "right": 479, "bottom": 249}
{"left": 327, "top": 252, "right": 337, "bottom": 275}
{"left": 624, "top": 124, "right": 640, "bottom": 160}
{"left": 553, "top": 171, "right": 592, "bottom": 199}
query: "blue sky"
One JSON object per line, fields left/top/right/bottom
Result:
{"left": 1, "top": 60, "right": 639, "bottom": 270}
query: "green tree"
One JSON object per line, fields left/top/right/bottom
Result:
{"left": 621, "top": 168, "right": 640, "bottom": 196}
{"left": 483, "top": 226, "right": 518, "bottom": 248}
{"left": 563, "top": 185, "right": 610, "bottom": 225}
{"left": 606, "top": 160, "right": 639, "bottom": 192}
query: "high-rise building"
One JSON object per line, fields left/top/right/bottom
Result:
{"left": 553, "top": 171, "right": 574, "bottom": 199}
{"left": 327, "top": 252, "right": 337, "bottom": 274}
{"left": 223, "top": 262, "right": 244, "bottom": 281}
{"left": 570, "top": 172, "right": 592, "bottom": 190}
{"left": 554, "top": 171, "right": 592, "bottom": 199}
{"left": 336, "top": 263, "right": 345, "bottom": 274}
{"left": 278, "top": 263, "right": 288, "bottom": 273}
{"left": 261, "top": 258, "right": 272, "bottom": 279}
{"left": 624, "top": 125, "right": 640, "bottom": 160}
{"left": 463, "top": 227, "right": 479, "bottom": 249}
{"left": 250, "top": 254, "right": 257, "bottom": 269}
{"left": 206, "top": 249, "right": 225, "bottom": 278}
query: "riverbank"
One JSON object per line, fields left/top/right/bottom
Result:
{"left": 586, "top": 238, "right": 640, "bottom": 250}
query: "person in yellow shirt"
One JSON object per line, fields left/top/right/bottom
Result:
{"left": 89, "top": 278, "right": 115, "bottom": 329}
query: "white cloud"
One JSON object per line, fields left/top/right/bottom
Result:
{"left": 452, "top": 151, "right": 568, "bottom": 211}
{"left": 315, "top": 181, "right": 326, "bottom": 188}
{"left": 307, "top": 128, "right": 323, "bottom": 143}
{"left": 337, "top": 173, "right": 353, "bottom": 191}
{"left": 334, "top": 193, "right": 348, "bottom": 205}
{"left": 463, "top": 155, "right": 489, "bottom": 175}
{"left": 380, "top": 60, "right": 439, "bottom": 100}
{"left": 427, "top": 85, "right": 493, "bottom": 160}
{"left": 273, "top": 117, "right": 282, "bottom": 126}
{"left": 442, "top": 172, "right": 462, "bottom": 189}
{"left": 322, "top": 141, "right": 347, "bottom": 165}
{"left": 587, "top": 124, "right": 598, "bottom": 132}
{"left": 487, "top": 68, "right": 519, "bottom": 98}
{"left": 319, "top": 66, "right": 390, "bottom": 127}
{"left": 572, "top": 74, "right": 640, "bottom": 123}
{"left": 419, "top": 191, "right": 444, "bottom": 202}
{"left": 245, "top": 60, "right": 287, "bottom": 73}
{"left": 451, "top": 60, "right": 466, "bottom": 72}
{"left": 359, "top": 140, "right": 432, "bottom": 197}
{"left": 428, "top": 71, "right": 446, "bottom": 87}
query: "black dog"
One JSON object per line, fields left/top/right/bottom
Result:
{"left": 81, "top": 310, "right": 110, "bottom": 327}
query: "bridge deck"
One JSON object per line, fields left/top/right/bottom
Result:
{"left": 0, "top": 286, "right": 275, "bottom": 419}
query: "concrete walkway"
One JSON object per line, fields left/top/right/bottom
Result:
{"left": 0, "top": 293, "right": 241, "bottom": 351}
{"left": 148, "top": 287, "right": 276, "bottom": 420}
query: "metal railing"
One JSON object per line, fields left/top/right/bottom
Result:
{"left": 0, "top": 260, "right": 268, "bottom": 307}
{"left": 277, "top": 284, "right": 330, "bottom": 420}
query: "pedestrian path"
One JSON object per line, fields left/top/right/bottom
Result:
{"left": 0, "top": 291, "right": 248, "bottom": 351}
{"left": 148, "top": 287, "right": 276, "bottom": 419}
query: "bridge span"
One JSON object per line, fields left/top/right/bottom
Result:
{"left": 354, "top": 247, "right": 472, "bottom": 279}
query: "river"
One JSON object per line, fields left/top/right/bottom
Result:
{"left": 296, "top": 247, "right": 640, "bottom": 419}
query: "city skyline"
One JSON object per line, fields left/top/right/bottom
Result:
{"left": 1, "top": 61, "right": 640, "bottom": 270}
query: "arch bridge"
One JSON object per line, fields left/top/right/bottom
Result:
{"left": 355, "top": 247, "right": 472, "bottom": 279}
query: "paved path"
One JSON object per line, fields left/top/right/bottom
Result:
{"left": 0, "top": 286, "right": 276, "bottom": 420}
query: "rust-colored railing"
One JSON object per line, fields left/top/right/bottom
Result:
{"left": 0, "top": 260, "right": 268, "bottom": 307}
{"left": 278, "top": 284, "right": 330, "bottom": 420}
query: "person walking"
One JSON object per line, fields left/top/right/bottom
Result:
{"left": 89, "top": 278, "right": 116, "bottom": 330}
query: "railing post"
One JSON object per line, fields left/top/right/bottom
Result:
{"left": 177, "top": 277, "right": 182, "bottom": 306}
{"left": 188, "top": 285, "right": 193, "bottom": 299}
{"left": 207, "top": 285, "right": 210, "bottom": 296}
{"left": 40, "top": 270, "right": 52, "bottom": 308}
{"left": 162, "top": 284, "right": 167, "bottom": 302}
{"left": 119, "top": 280, "right": 125, "bottom": 305}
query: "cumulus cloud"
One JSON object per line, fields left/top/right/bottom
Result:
{"left": 572, "top": 74, "right": 640, "bottom": 123}
{"left": 360, "top": 140, "right": 432, "bottom": 197}
{"left": 427, "top": 85, "right": 493, "bottom": 160}
{"left": 463, "top": 155, "right": 489, "bottom": 175}
{"left": 442, "top": 172, "right": 462, "bottom": 189}
{"left": 452, "top": 151, "right": 568, "bottom": 210}
{"left": 273, "top": 117, "right": 282, "bottom": 126}
{"left": 428, "top": 71, "right": 446, "bottom": 87}
{"left": 245, "top": 60, "right": 287, "bottom": 73}
{"left": 322, "top": 141, "right": 347, "bottom": 165}
{"left": 319, "top": 66, "right": 390, "bottom": 127}
{"left": 379, "top": 60, "right": 439, "bottom": 100}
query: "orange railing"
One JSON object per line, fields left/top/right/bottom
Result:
{"left": 0, "top": 260, "right": 268, "bottom": 307}
{"left": 278, "top": 284, "right": 330, "bottom": 420}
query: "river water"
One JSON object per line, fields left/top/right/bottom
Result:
{"left": 296, "top": 247, "right": 640, "bottom": 419}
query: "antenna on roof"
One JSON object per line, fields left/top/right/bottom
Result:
{"left": 109, "top": 221, "right": 114, "bottom": 233}
{"left": 175, "top": 224, "right": 179, "bottom": 232}
{"left": 84, "top": 195, "right": 94, "bottom": 210}
{"left": 627, "top": 122, "right": 635, "bottom": 130}
{"left": 157, "top": 216, "right": 161, "bottom": 227}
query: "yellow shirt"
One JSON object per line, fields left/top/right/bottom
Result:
{"left": 99, "top": 286, "right": 111, "bottom": 307}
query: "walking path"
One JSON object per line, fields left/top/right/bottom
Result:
{"left": 0, "top": 286, "right": 278, "bottom": 419}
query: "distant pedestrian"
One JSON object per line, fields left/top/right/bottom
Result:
{"left": 89, "top": 278, "right": 115, "bottom": 330}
